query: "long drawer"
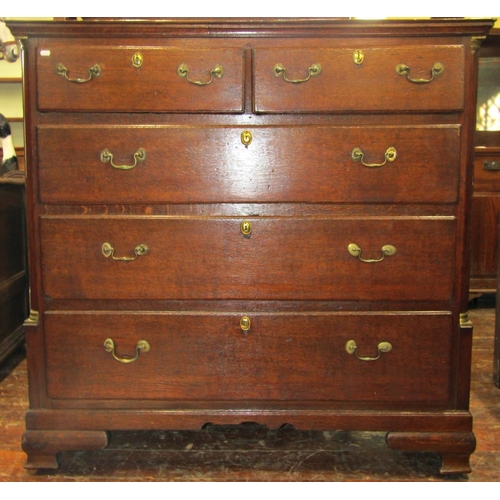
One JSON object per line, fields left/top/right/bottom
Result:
{"left": 37, "top": 124, "right": 461, "bottom": 204}
{"left": 36, "top": 43, "right": 245, "bottom": 113}
{"left": 40, "top": 216, "right": 456, "bottom": 301}
{"left": 253, "top": 45, "right": 465, "bottom": 113}
{"left": 44, "top": 311, "right": 453, "bottom": 403}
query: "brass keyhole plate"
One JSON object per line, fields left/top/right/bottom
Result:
{"left": 240, "top": 220, "right": 252, "bottom": 237}
{"left": 241, "top": 130, "right": 253, "bottom": 146}
{"left": 132, "top": 52, "right": 143, "bottom": 68}
{"left": 240, "top": 316, "right": 251, "bottom": 332}
{"left": 353, "top": 50, "right": 365, "bottom": 65}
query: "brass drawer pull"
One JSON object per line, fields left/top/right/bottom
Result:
{"left": 56, "top": 62, "right": 101, "bottom": 83}
{"left": 102, "top": 242, "right": 149, "bottom": 261}
{"left": 345, "top": 340, "right": 392, "bottom": 361}
{"left": 395, "top": 62, "right": 444, "bottom": 84}
{"left": 348, "top": 243, "right": 396, "bottom": 263}
{"left": 104, "top": 338, "right": 150, "bottom": 364}
{"left": 351, "top": 147, "right": 397, "bottom": 168}
{"left": 240, "top": 316, "right": 251, "bottom": 332}
{"left": 273, "top": 63, "right": 321, "bottom": 84}
{"left": 100, "top": 147, "right": 146, "bottom": 170}
{"left": 176, "top": 63, "right": 224, "bottom": 86}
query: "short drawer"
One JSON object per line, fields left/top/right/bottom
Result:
{"left": 473, "top": 156, "right": 500, "bottom": 192}
{"left": 37, "top": 124, "right": 461, "bottom": 204}
{"left": 36, "top": 42, "right": 245, "bottom": 113}
{"left": 40, "top": 216, "right": 456, "bottom": 301}
{"left": 253, "top": 45, "right": 464, "bottom": 113}
{"left": 44, "top": 311, "right": 453, "bottom": 403}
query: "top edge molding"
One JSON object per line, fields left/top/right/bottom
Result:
{"left": 8, "top": 18, "right": 496, "bottom": 38}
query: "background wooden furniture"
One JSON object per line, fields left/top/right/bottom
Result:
{"left": 495, "top": 297, "right": 500, "bottom": 388}
{"left": 11, "top": 18, "right": 494, "bottom": 475}
{"left": 0, "top": 31, "right": 27, "bottom": 365}
{"left": 0, "top": 49, "right": 24, "bottom": 171}
{"left": 470, "top": 29, "right": 500, "bottom": 293}
{"left": 0, "top": 178, "right": 28, "bottom": 364}
{"left": 495, "top": 216, "right": 500, "bottom": 388}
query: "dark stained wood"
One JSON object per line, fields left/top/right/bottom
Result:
{"left": 470, "top": 194, "right": 500, "bottom": 291}
{"left": 43, "top": 311, "right": 453, "bottom": 403}
{"left": 36, "top": 43, "right": 245, "bottom": 113}
{"left": 37, "top": 125, "right": 461, "bottom": 204}
{"left": 253, "top": 45, "right": 465, "bottom": 113}
{"left": 8, "top": 18, "right": 495, "bottom": 475}
{"left": 494, "top": 232, "right": 500, "bottom": 388}
{"left": 0, "top": 183, "right": 28, "bottom": 365}
{"left": 22, "top": 431, "right": 108, "bottom": 470}
{"left": 469, "top": 30, "right": 500, "bottom": 293}
{"left": 40, "top": 216, "right": 457, "bottom": 301}
{"left": 495, "top": 325, "right": 500, "bottom": 387}
{"left": 9, "top": 18, "right": 497, "bottom": 39}
{"left": 386, "top": 431, "right": 476, "bottom": 474}
{"left": 471, "top": 152, "right": 500, "bottom": 193}
{"left": 0, "top": 185, "right": 26, "bottom": 284}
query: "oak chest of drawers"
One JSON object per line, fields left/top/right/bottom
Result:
{"left": 11, "top": 18, "right": 494, "bottom": 475}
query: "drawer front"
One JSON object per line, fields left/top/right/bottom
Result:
{"left": 473, "top": 156, "right": 500, "bottom": 192}
{"left": 37, "top": 124, "right": 460, "bottom": 204}
{"left": 40, "top": 216, "right": 456, "bottom": 301}
{"left": 254, "top": 45, "right": 464, "bottom": 113}
{"left": 36, "top": 43, "right": 245, "bottom": 113}
{"left": 44, "top": 311, "right": 453, "bottom": 403}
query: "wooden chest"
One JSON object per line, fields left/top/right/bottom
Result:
{"left": 11, "top": 18, "right": 494, "bottom": 475}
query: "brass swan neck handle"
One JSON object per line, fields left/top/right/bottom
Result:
{"left": 395, "top": 62, "right": 444, "bottom": 84}
{"left": 273, "top": 63, "right": 322, "bottom": 84}
{"left": 56, "top": 62, "right": 101, "bottom": 83}
{"left": 177, "top": 63, "right": 224, "bottom": 86}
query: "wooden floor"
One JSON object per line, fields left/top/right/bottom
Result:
{"left": 1, "top": 303, "right": 499, "bottom": 482}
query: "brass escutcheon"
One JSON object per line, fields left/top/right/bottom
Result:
{"left": 353, "top": 50, "right": 365, "bottom": 65}
{"left": 241, "top": 130, "right": 253, "bottom": 146}
{"left": 240, "top": 220, "right": 252, "bottom": 238}
{"left": 132, "top": 52, "right": 143, "bottom": 68}
{"left": 240, "top": 316, "right": 251, "bottom": 332}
